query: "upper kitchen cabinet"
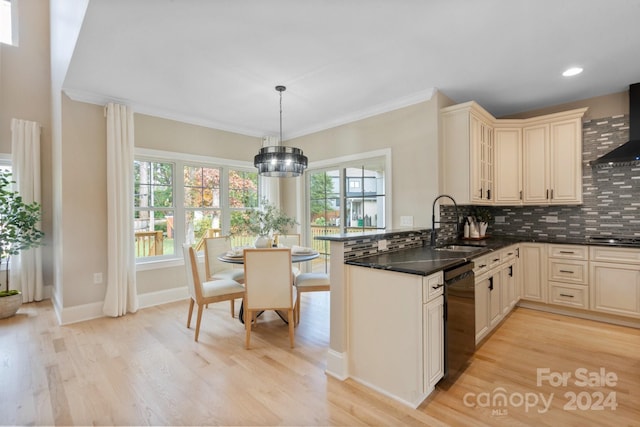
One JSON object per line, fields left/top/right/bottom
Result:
{"left": 522, "top": 109, "right": 587, "bottom": 205}
{"left": 441, "top": 100, "right": 587, "bottom": 207}
{"left": 494, "top": 126, "right": 522, "bottom": 205}
{"left": 441, "top": 102, "right": 495, "bottom": 205}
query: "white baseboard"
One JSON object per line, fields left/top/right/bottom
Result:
{"left": 325, "top": 349, "right": 349, "bottom": 381}
{"left": 517, "top": 300, "right": 640, "bottom": 329}
{"left": 57, "top": 286, "right": 189, "bottom": 325}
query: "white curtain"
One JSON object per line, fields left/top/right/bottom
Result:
{"left": 103, "top": 103, "right": 138, "bottom": 317}
{"left": 10, "top": 119, "right": 43, "bottom": 302}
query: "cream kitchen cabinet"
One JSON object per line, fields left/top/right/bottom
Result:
{"left": 501, "top": 246, "right": 519, "bottom": 313}
{"left": 589, "top": 246, "right": 640, "bottom": 319}
{"left": 494, "top": 127, "right": 523, "bottom": 205}
{"left": 347, "top": 266, "right": 444, "bottom": 408}
{"left": 474, "top": 245, "right": 519, "bottom": 344}
{"left": 522, "top": 110, "right": 586, "bottom": 205}
{"left": 547, "top": 244, "right": 589, "bottom": 309}
{"left": 520, "top": 243, "right": 548, "bottom": 302}
{"left": 441, "top": 101, "right": 494, "bottom": 205}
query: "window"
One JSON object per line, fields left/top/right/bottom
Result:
{"left": 134, "top": 150, "right": 258, "bottom": 263}
{"left": 134, "top": 160, "right": 174, "bottom": 259}
{"left": 0, "top": 0, "right": 17, "bottom": 46}
{"left": 307, "top": 151, "right": 389, "bottom": 271}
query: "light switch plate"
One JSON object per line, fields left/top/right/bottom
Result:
{"left": 546, "top": 216, "right": 558, "bottom": 223}
{"left": 378, "top": 239, "right": 388, "bottom": 250}
{"left": 400, "top": 216, "right": 413, "bottom": 227}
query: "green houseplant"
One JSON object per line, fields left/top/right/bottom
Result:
{"left": 0, "top": 170, "right": 45, "bottom": 318}
{"left": 230, "top": 200, "right": 297, "bottom": 247}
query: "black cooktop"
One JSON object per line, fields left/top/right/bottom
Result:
{"left": 586, "top": 236, "right": 640, "bottom": 246}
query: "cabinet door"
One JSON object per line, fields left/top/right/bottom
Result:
{"left": 494, "top": 127, "right": 522, "bottom": 205}
{"left": 475, "top": 274, "right": 490, "bottom": 343}
{"left": 550, "top": 118, "right": 582, "bottom": 204}
{"left": 470, "top": 114, "right": 494, "bottom": 204}
{"left": 424, "top": 295, "right": 444, "bottom": 390}
{"left": 522, "top": 124, "right": 550, "bottom": 204}
{"left": 502, "top": 262, "right": 517, "bottom": 314}
{"left": 590, "top": 262, "right": 640, "bottom": 318}
{"left": 488, "top": 274, "right": 503, "bottom": 328}
{"left": 520, "top": 243, "right": 548, "bottom": 302}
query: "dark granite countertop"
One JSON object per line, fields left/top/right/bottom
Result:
{"left": 345, "top": 234, "right": 640, "bottom": 276}
{"left": 345, "top": 245, "right": 492, "bottom": 276}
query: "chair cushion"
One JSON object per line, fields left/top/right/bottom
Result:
{"left": 201, "top": 279, "right": 245, "bottom": 298}
{"left": 212, "top": 269, "right": 245, "bottom": 283}
{"left": 295, "top": 272, "right": 330, "bottom": 289}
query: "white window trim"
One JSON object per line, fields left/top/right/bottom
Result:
{"left": 302, "top": 148, "right": 392, "bottom": 240}
{"left": 134, "top": 148, "right": 255, "bottom": 271}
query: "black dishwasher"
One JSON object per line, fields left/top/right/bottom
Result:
{"left": 440, "top": 261, "right": 475, "bottom": 387}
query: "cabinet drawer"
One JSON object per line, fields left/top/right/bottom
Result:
{"left": 472, "top": 255, "right": 490, "bottom": 276}
{"left": 548, "top": 259, "right": 588, "bottom": 285}
{"left": 549, "top": 282, "right": 589, "bottom": 309}
{"left": 423, "top": 271, "right": 444, "bottom": 302}
{"left": 487, "top": 252, "right": 502, "bottom": 270}
{"left": 590, "top": 246, "right": 640, "bottom": 264}
{"left": 548, "top": 244, "right": 588, "bottom": 260}
{"left": 501, "top": 245, "right": 518, "bottom": 263}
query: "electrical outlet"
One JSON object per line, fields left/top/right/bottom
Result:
{"left": 400, "top": 216, "right": 413, "bottom": 227}
{"left": 495, "top": 216, "right": 506, "bottom": 223}
{"left": 93, "top": 272, "right": 103, "bottom": 284}
{"left": 378, "top": 239, "right": 388, "bottom": 250}
{"left": 546, "top": 216, "right": 558, "bottom": 223}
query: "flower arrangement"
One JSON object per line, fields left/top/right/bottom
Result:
{"left": 231, "top": 199, "right": 298, "bottom": 237}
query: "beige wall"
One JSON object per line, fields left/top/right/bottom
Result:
{"left": 60, "top": 95, "right": 107, "bottom": 306}
{"left": 0, "top": 0, "right": 54, "bottom": 292}
{"left": 287, "top": 91, "right": 451, "bottom": 229}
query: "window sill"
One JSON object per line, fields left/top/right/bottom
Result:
{"left": 136, "top": 257, "right": 183, "bottom": 272}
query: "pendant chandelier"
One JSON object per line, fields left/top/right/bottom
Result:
{"left": 254, "top": 85, "right": 308, "bottom": 177}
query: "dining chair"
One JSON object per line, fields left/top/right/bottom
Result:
{"left": 204, "top": 236, "right": 245, "bottom": 316}
{"left": 243, "top": 248, "right": 296, "bottom": 349}
{"left": 294, "top": 272, "right": 330, "bottom": 326}
{"left": 275, "top": 233, "right": 302, "bottom": 277}
{"left": 183, "top": 244, "right": 246, "bottom": 342}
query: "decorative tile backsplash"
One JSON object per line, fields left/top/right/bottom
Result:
{"left": 342, "top": 230, "right": 428, "bottom": 260}
{"left": 441, "top": 114, "right": 640, "bottom": 240}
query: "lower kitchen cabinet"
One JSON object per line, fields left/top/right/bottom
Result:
{"left": 589, "top": 246, "right": 640, "bottom": 319}
{"left": 590, "top": 261, "right": 640, "bottom": 318}
{"left": 502, "top": 259, "right": 518, "bottom": 314}
{"left": 474, "top": 245, "right": 520, "bottom": 345}
{"left": 475, "top": 272, "right": 490, "bottom": 343}
{"left": 347, "top": 266, "right": 444, "bottom": 408}
{"left": 520, "top": 243, "right": 548, "bottom": 302}
{"left": 424, "top": 295, "right": 444, "bottom": 389}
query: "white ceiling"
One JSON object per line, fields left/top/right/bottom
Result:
{"left": 63, "top": 0, "right": 640, "bottom": 140}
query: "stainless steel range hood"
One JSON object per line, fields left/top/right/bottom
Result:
{"left": 591, "top": 83, "right": 640, "bottom": 168}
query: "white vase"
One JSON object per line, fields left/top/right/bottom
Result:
{"left": 254, "top": 235, "right": 272, "bottom": 248}
{"left": 479, "top": 222, "right": 488, "bottom": 237}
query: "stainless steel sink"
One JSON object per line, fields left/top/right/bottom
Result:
{"left": 435, "top": 244, "right": 484, "bottom": 253}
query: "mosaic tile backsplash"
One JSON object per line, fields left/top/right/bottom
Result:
{"left": 442, "top": 114, "right": 640, "bottom": 240}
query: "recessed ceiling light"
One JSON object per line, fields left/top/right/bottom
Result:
{"left": 562, "top": 67, "right": 583, "bottom": 77}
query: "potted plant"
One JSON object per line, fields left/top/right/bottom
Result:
{"left": 231, "top": 199, "right": 297, "bottom": 247}
{"left": 0, "top": 170, "right": 45, "bottom": 319}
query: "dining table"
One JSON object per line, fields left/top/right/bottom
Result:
{"left": 217, "top": 247, "right": 320, "bottom": 324}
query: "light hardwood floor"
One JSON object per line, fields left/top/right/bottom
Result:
{"left": 1, "top": 294, "right": 638, "bottom": 426}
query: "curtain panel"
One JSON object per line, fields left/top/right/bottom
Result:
{"left": 10, "top": 119, "right": 44, "bottom": 302}
{"left": 103, "top": 103, "right": 139, "bottom": 317}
